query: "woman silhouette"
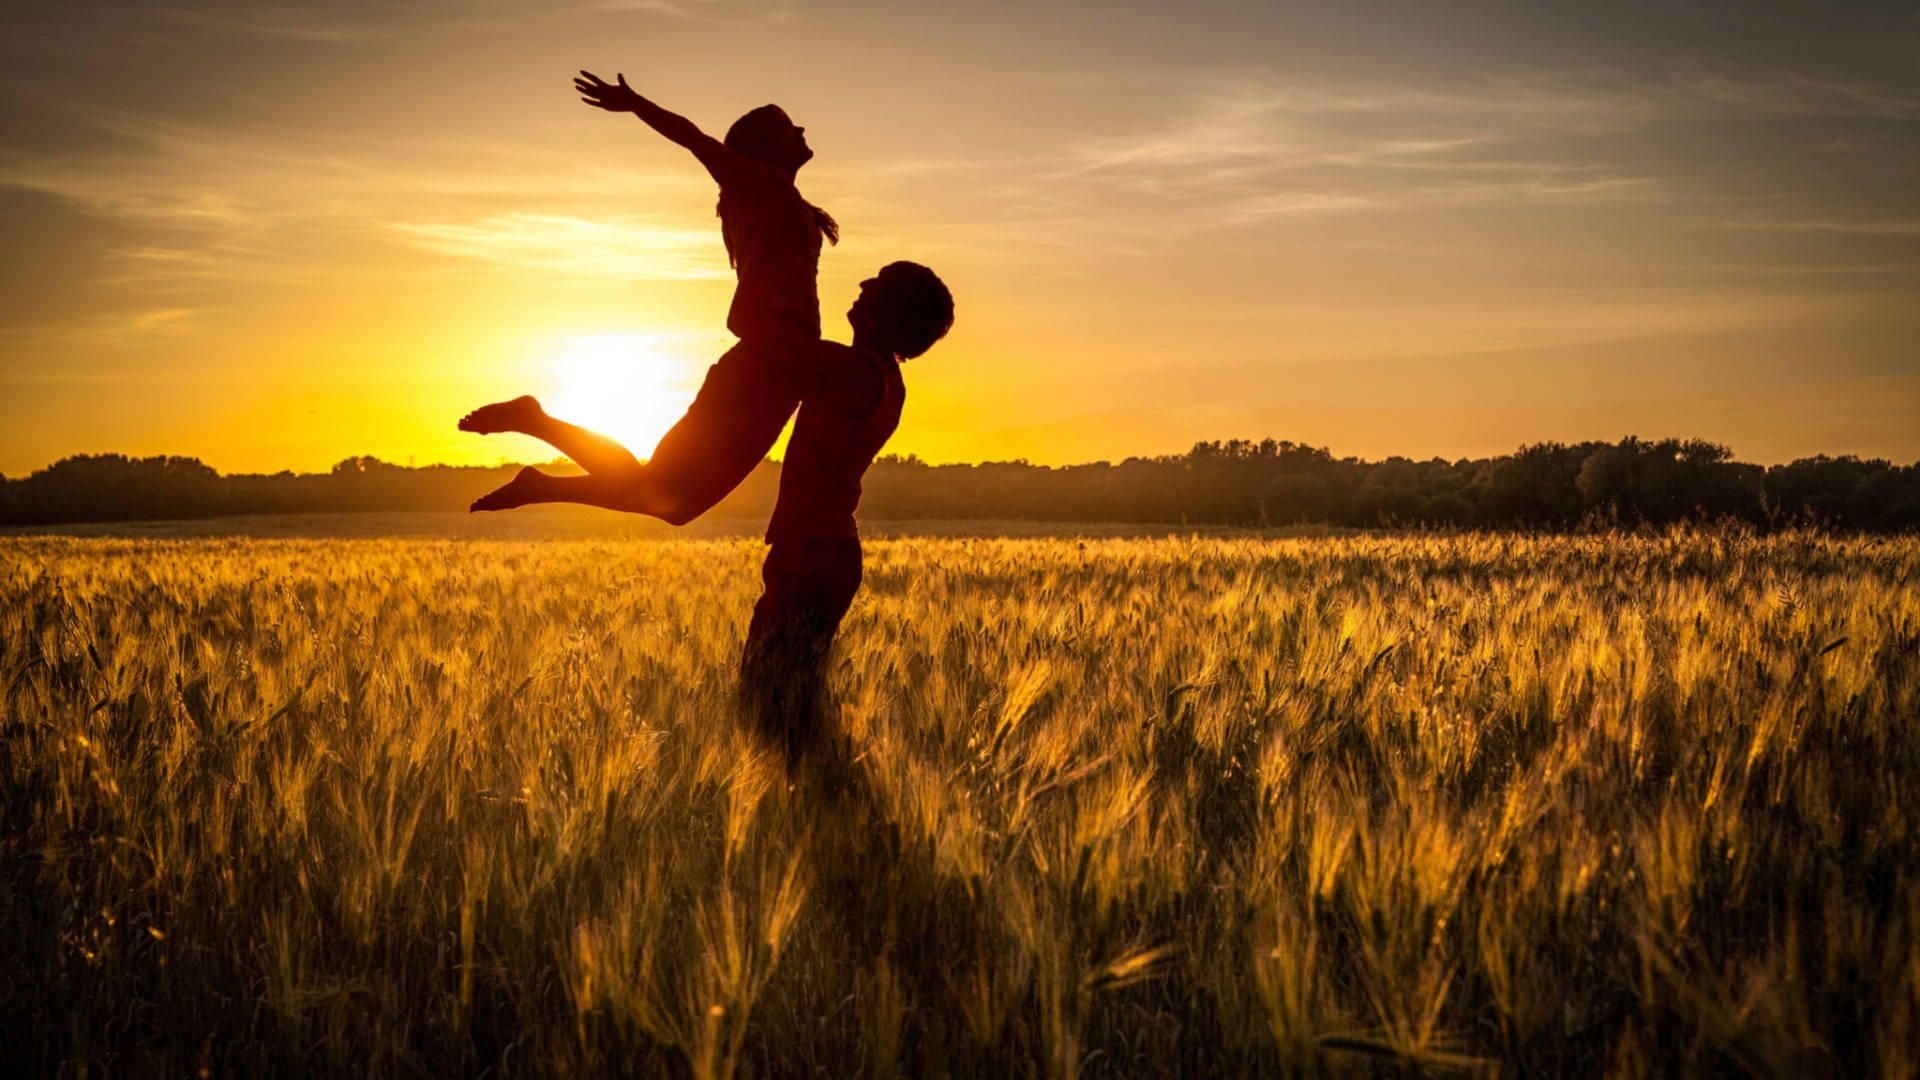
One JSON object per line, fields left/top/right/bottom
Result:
{"left": 461, "top": 70, "right": 836, "bottom": 521}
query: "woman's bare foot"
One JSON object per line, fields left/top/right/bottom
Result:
{"left": 470, "top": 466, "right": 550, "bottom": 512}
{"left": 458, "top": 395, "right": 545, "bottom": 435}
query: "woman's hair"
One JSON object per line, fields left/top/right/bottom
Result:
{"left": 719, "top": 104, "right": 838, "bottom": 262}
{"left": 870, "top": 261, "right": 954, "bottom": 360}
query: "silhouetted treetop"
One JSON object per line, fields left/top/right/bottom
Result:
{"left": 4, "top": 441, "right": 1916, "bottom": 531}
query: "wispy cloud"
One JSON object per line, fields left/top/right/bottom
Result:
{"left": 154, "top": 6, "right": 377, "bottom": 43}
{"left": 0, "top": 303, "right": 210, "bottom": 358}
{"left": 1039, "top": 76, "right": 1672, "bottom": 230}
{"left": 1677, "top": 69, "right": 1920, "bottom": 120}
{"left": 589, "top": 0, "right": 793, "bottom": 24}
{"left": 1065, "top": 79, "right": 1654, "bottom": 175}
{"left": 128, "top": 307, "right": 200, "bottom": 330}
{"left": 390, "top": 212, "right": 726, "bottom": 278}
{"left": 953, "top": 54, "right": 1920, "bottom": 247}
{"left": 1715, "top": 219, "right": 1920, "bottom": 236}
{"left": 0, "top": 92, "right": 716, "bottom": 295}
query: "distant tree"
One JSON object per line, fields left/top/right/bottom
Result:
{"left": 3, "top": 436, "right": 1910, "bottom": 532}
{"left": 3, "top": 454, "right": 226, "bottom": 524}
{"left": 1840, "top": 463, "right": 1920, "bottom": 531}
{"left": 1573, "top": 437, "right": 1761, "bottom": 525}
{"left": 1474, "top": 442, "right": 1586, "bottom": 526}
{"left": 1261, "top": 473, "right": 1329, "bottom": 524}
{"left": 1418, "top": 492, "right": 1476, "bottom": 526}
{"left": 1764, "top": 456, "right": 1883, "bottom": 527}
{"left": 1576, "top": 444, "right": 1636, "bottom": 509}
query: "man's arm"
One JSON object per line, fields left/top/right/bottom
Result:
{"left": 574, "top": 70, "right": 755, "bottom": 189}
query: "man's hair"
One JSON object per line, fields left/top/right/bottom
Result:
{"left": 870, "top": 261, "right": 954, "bottom": 360}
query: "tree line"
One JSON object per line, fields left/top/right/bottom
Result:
{"left": 3, "top": 437, "right": 1917, "bottom": 530}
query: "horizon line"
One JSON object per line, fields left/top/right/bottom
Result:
{"left": 9, "top": 433, "right": 1920, "bottom": 480}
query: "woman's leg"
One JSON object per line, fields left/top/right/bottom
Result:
{"left": 469, "top": 465, "right": 697, "bottom": 520}
{"left": 463, "top": 340, "right": 804, "bottom": 523}
{"left": 458, "top": 395, "right": 642, "bottom": 479}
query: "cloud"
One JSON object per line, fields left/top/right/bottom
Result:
{"left": 589, "top": 0, "right": 793, "bottom": 24}
{"left": 943, "top": 51, "right": 1919, "bottom": 251}
{"left": 1066, "top": 78, "right": 1653, "bottom": 175}
{"left": 128, "top": 307, "right": 200, "bottom": 330}
{"left": 1715, "top": 219, "right": 1920, "bottom": 237}
{"left": 1039, "top": 75, "right": 1675, "bottom": 231}
{"left": 0, "top": 90, "right": 716, "bottom": 295}
{"left": 390, "top": 212, "right": 727, "bottom": 278}
{"left": 154, "top": 6, "right": 378, "bottom": 43}
{"left": 1676, "top": 69, "right": 1920, "bottom": 120}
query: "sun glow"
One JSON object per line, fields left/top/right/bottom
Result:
{"left": 537, "top": 334, "right": 705, "bottom": 461}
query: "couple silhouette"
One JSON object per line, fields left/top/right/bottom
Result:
{"left": 460, "top": 70, "right": 953, "bottom": 776}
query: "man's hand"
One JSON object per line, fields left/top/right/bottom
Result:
{"left": 575, "top": 70, "right": 642, "bottom": 112}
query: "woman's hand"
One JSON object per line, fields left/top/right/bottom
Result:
{"left": 575, "top": 70, "right": 642, "bottom": 112}
{"left": 569, "top": 71, "right": 724, "bottom": 175}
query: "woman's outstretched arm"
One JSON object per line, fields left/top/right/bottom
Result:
{"left": 574, "top": 70, "right": 750, "bottom": 188}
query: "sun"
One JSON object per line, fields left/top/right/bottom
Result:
{"left": 536, "top": 333, "right": 703, "bottom": 460}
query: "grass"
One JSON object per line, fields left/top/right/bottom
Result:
{"left": 2, "top": 528, "right": 1916, "bottom": 1077}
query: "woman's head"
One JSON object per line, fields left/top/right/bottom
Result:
{"left": 725, "top": 104, "right": 812, "bottom": 173}
{"left": 850, "top": 262, "right": 954, "bottom": 361}
{"left": 714, "top": 103, "right": 836, "bottom": 262}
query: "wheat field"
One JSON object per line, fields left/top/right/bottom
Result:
{"left": 2, "top": 530, "right": 1916, "bottom": 1077}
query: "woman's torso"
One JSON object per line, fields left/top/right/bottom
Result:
{"left": 719, "top": 168, "right": 822, "bottom": 342}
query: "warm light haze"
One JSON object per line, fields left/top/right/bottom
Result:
{"left": 3, "top": 0, "right": 1916, "bottom": 477}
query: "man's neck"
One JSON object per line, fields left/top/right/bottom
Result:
{"left": 847, "top": 337, "right": 892, "bottom": 362}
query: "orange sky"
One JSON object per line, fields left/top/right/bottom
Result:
{"left": 2, "top": 0, "right": 1917, "bottom": 476}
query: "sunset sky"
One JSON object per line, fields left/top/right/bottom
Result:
{"left": 3, "top": 0, "right": 1916, "bottom": 476}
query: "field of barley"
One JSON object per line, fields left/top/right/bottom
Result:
{"left": 2, "top": 529, "right": 1916, "bottom": 1078}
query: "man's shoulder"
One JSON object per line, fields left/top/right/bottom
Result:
{"left": 798, "top": 340, "right": 861, "bottom": 384}
{"left": 801, "top": 342, "right": 890, "bottom": 415}
{"left": 809, "top": 340, "right": 858, "bottom": 362}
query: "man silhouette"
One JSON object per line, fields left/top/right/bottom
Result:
{"left": 738, "top": 262, "right": 952, "bottom": 776}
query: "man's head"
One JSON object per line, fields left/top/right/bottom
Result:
{"left": 849, "top": 262, "right": 954, "bottom": 361}
{"left": 725, "top": 104, "right": 812, "bottom": 173}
